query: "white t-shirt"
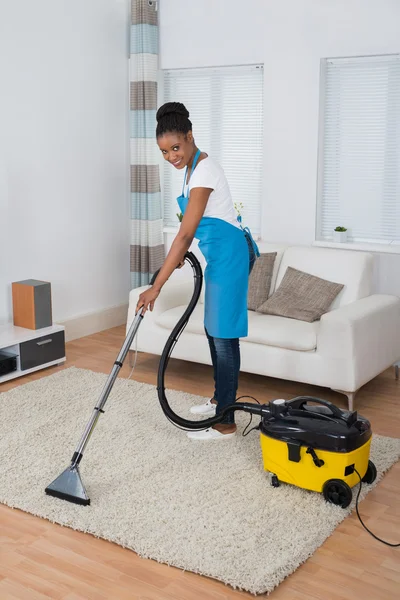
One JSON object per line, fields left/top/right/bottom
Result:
{"left": 183, "top": 156, "right": 240, "bottom": 229}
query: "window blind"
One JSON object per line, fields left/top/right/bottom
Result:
{"left": 162, "top": 64, "right": 264, "bottom": 235}
{"left": 317, "top": 54, "right": 400, "bottom": 244}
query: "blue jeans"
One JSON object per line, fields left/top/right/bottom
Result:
{"left": 206, "top": 232, "right": 256, "bottom": 425}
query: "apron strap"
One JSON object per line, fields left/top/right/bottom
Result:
{"left": 182, "top": 148, "right": 202, "bottom": 197}
{"left": 241, "top": 223, "right": 260, "bottom": 258}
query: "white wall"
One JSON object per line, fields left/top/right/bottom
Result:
{"left": 159, "top": 0, "right": 400, "bottom": 296}
{"left": 0, "top": 0, "right": 130, "bottom": 326}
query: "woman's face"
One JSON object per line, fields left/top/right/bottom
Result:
{"left": 157, "top": 132, "right": 194, "bottom": 169}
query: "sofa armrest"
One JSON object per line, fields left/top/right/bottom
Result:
{"left": 126, "top": 277, "right": 194, "bottom": 329}
{"left": 318, "top": 295, "right": 400, "bottom": 386}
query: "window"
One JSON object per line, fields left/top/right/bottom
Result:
{"left": 161, "top": 64, "right": 264, "bottom": 235}
{"left": 317, "top": 54, "right": 400, "bottom": 245}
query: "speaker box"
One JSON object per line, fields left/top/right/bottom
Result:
{"left": 12, "top": 279, "right": 53, "bottom": 330}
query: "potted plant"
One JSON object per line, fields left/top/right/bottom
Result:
{"left": 333, "top": 226, "right": 348, "bottom": 243}
{"left": 177, "top": 212, "right": 183, "bottom": 223}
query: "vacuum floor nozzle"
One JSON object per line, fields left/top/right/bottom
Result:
{"left": 45, "top": 465, "right": 90, "bottom": 506}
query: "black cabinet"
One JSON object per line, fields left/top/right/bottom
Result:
{"left": 20, "top": 330, "right": 65, "bottom": 371}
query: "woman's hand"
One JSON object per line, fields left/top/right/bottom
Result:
{"left": 136, "top": 286, "right": 160, "bottom": 315}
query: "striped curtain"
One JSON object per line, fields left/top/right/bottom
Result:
{"left": 130, "top": 0, "right": 164, "bottom": 289}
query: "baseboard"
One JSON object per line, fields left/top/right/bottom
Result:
{"left": 60, "top": 303, "right": 128, "bottom": 342}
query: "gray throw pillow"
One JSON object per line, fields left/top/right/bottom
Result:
{"left": 248, "top": 252, "right": 277, "bottom": 311}
{"left": 256, "top": 266, "right": 344, "bottom": 322}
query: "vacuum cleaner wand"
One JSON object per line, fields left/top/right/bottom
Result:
{"left": 45, "top": 309, "right": 144, "bottom": 505}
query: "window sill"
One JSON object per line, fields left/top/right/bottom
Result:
{"left": 313, "top": 240, "right": 400, "bottom": 255}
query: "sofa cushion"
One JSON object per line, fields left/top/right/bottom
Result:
{"left": 156, "top": 304, "right": 318, "bottom": 351}
{"left": 256, "top": 267, "right": 344, "bottom": 322}
{"left": 254, "top": 242, "right": 288, "bottom": 295}
{"left": 247, "top": 252, "right": 277, "bottom": 311}
{"left": 246, "top": 311, "right": 318, "bottom": 351}
{"left": 274, "top": 245, "right": 373, "bottom": 309}
{"left": 156, "top": 304, "right": 206, "bottom": 335}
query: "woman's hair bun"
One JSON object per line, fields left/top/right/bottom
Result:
{"left": 156, "top": 102, "right": 192, "bottom": 137}
{"left": 156, "top": 102, "right": 189, "bottom": 123}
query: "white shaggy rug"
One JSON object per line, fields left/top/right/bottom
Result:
{"left": 1, "top": 367, "right": 399, "bottom": 595}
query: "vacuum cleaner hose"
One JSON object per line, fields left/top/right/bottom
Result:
{"left": 152, "top": 251, "right": 265, "bottom": 430}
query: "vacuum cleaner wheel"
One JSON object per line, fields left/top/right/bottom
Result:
{"left": 361, "top": 460, "right": 377, "bottom": 485}
{"left": 270, "top": 474, "right": 280, "bottom": 488}
{"left": 323, "top": 479, "right": 352, "bottom": 509}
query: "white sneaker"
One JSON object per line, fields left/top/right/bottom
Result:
{"left": 189, "top": 399, "right": 217, "bottom": 416}
{"left": 187, "top": 427, "right": 236, "bottom": 441}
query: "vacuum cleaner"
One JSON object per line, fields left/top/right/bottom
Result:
{"left": 45, "top": 252, "right": 399, "bottom": 546}
{"left": 259, "top": 396, "right": 376, "bottom": 508}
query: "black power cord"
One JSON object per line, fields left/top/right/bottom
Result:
{"left": 354, "top": 469, "right": 399, "bottom": 547}
{"left": 237, "top": 395, "right": 261, "bottom": 437}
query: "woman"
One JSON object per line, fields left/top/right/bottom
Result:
{"left": 136, "top": 102, "right": 259, "bottom": 441}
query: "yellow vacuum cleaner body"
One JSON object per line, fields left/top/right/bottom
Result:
{"left": 259, "top": 397, "right": 376, "bottom": 508}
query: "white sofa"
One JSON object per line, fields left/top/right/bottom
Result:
{"left": 126, "top": 243, "right": 400, "bottom": 411}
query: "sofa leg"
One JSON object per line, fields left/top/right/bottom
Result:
{"left": 394, "top": 362, "right": 400, "bottom": 380}
{"left": 346, "top": 392, "right": 356, "bottom": 412}
{"left": 331, "top": 389, "right": 357, "bottom": 412}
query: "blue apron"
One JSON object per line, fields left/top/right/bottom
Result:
{"left": 177, "top": 149, "right": 259, "bottom": 339}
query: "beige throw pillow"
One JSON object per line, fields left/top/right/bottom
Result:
{"left": 247, "top": 253, "right": 277, "bottom": 311}
{"left": 256, "top": 266, "right": 344, "bottom": 322}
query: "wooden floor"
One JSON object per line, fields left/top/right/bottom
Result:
{"left": 1, "top": 325, "right": 399, "bottom": 600}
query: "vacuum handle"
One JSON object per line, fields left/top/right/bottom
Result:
{"left": 287, "top": 396, "right": 344, "bottom": 419}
